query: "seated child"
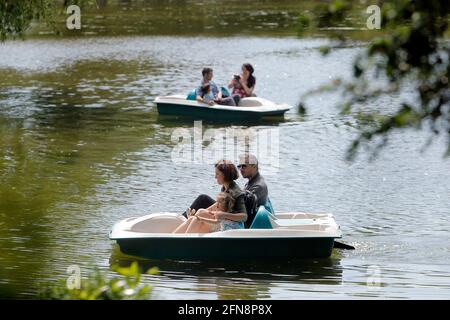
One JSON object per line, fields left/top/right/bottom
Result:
{"left": 174, "top": 192, "right": 243, "bottom": 234}
{"left": 209, "top": 192, "right": 244, "bottom": 232}
{"left": 201, "top": 84, "right": 215, "bottom": 104}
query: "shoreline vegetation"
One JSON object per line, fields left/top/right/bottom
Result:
{"left": 2, "top": 0, "right": 390, "bottom": 40}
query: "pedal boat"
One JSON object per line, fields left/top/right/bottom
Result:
{"left": 154, "top": 95, "right": 292, "bottom": 120}
{"left": 109, "top": 207, "right": 342, "bottom": 260}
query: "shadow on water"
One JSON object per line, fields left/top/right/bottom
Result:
{"left": 110, "top": 244, "right": 343, "bottom": 299}
{"left": 156, "top": 114, "right": 293, "bottom": 128}
{"left": 109, "top": 243, "right": 343, "bottom": 285}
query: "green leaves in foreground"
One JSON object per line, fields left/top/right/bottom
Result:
{"left": 39, "top": 262, "right": 159, "bottom": 300}
{"left": 347, "top": 0, "right": 450, "bottom": 160}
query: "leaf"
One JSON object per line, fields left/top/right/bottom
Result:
{"left": 146, "top": 267, "right": 159, "bottom": 275}
{"left": 114, "top": 261, "right": 140, "bottom": 277}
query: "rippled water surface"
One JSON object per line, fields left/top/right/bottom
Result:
{"left": 1, "top": 9, "right": 450, "bottom": 299}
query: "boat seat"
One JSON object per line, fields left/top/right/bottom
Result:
{"left": 250, "top": 203, "right": 322, "bottom": 229}
{"left": 130, "top": 214, "right": 186, "bottom": 233}
{"left": 263, "top": 198, "right": 275, "bottom": 215}
{"left": 238, "top": 98, "right": 263, "bottom": 107}
{"left": 186, "top": 89, "right": 196, "bottom": 100}
{"left": 221, "top": 87, "right": 230, "bottom": 97}
{"left": 271, "top": 218, "right": 318, "bottom": 227}
{"left": 250, "top": 206, "right": 273, "bottom": 229}
{"left": 186, "top": 87, "right": 230, "bottom": 100}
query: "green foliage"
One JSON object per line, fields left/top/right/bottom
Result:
{"left": 298, "top": 0, "right": 351, "bottom": 29}
{"left": 297, "top": 0, "right": 351, "bottom": 41}
{"left": 0, "top": 0, "right": 100, "bottom": 40}
{"left": 301, "top": 0, "right": 450, "bottom": 160}
{"left": 0, "top": 0, "right": 55, "bottom": 40}
{"left": 39, "top": 262, "right": 159, "bottom": 300}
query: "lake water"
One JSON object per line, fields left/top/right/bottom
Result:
{"left": 1, "top": 1, "right": 450, "bottom": 300}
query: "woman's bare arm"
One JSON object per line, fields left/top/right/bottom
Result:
{"left": 212, "top": 211, "right": 247, "bottom": 222}
{"left": 239, "top": 80, "right": 254, "bottom": 96}
{"left": 195, "top": 215, "right": 219, "bottom": 223}
{"left": 194, "top": 208, "right": 216, "bottom": 221}
{"left": 206, "top": 202, "right": 218, "bottom": 211}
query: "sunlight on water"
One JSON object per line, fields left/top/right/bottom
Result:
{"left": 1, "top": 16, "right": 449, "bottom": 299}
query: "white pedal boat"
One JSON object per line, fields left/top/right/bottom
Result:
{"left": 110, "top": 208, "right": 342, "bottom": 260}
{"left": 154, "top": 95, "right": 292, "bottom": 120}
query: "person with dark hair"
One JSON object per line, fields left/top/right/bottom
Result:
{"left": 195, "top": 67, "right": 221, "bottom": 105}
{"left": 218, "top": 63, "right": 256, "bottom": 106}
{"left": 200, "top": 84, "right": 215, "bottom": 104}
{"left": 174, "top": 160, "right": 247, "bottom": 233}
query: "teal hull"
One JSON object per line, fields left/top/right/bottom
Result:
{"left": 156, "top": 103, "right": 287, "bottom": 120}
{"left": 116, "top": 237, "right": 335, "bottom": 260}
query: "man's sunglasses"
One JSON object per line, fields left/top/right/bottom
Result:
{"left": 238, "top": 164, "right": 253, "bottom": 169}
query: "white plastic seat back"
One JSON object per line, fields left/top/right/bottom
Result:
{"left": 238, "top": 97, "right": 274, "bottom": 107}
{"left": 130, "top": 215, "right": 186, "bottom": 233}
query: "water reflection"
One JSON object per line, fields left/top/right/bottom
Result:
{"left": 156, "top": 113, "right": 293, "bottom": 127}
{"left": 110, "top": 245, "right": 343, "bottom": 299}
{"left": 31, "top": 0, "right": 376, "bottom": 39}
{"left": 0, "top": 56, "right": 161, "bottom": 297}
{"left": 1, "top": 31, "right": 449, "bottom": 298}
